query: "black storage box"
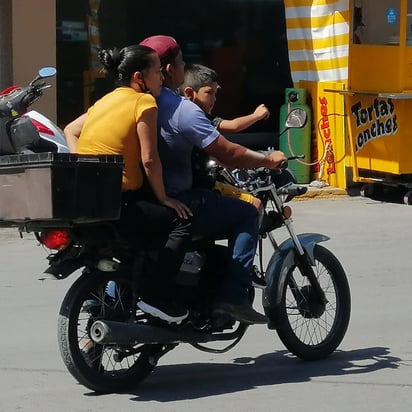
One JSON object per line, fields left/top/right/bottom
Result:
{"left": 0, "top": 152, "right": 123, "bottom": 227}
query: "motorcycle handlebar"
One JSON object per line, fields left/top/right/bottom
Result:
{"left": 0, "top": 85, "right": 43, "bottom": 118}
{"left": 287, "top": 154, "right": 305, "bottom": 161}
{"left": 276, "top": 154, "right": 305, "bottom": 172}
{"left": 0, "top": 70, "right": 53, "bottom": 119}
{"left": 276, "top": 184, "right": 308, "bottom": 196}
{"left": 279, "top": 160, "right": 288, "bottom": 170}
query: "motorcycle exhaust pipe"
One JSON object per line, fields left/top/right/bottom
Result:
{"left": 90, "top": 320, "right": 232, "bottom": 345}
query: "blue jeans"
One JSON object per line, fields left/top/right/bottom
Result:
{"left": 177, "top": 188, "right": 259, "bottom": 305}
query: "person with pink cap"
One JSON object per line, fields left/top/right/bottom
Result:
{"left": 140, "top": 35, "right": 287, "bottom": 324}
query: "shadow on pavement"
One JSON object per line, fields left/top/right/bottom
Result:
{"left": 349, "top": 184, "right": 407, "bottom": 205}
{"left": 96, "top": 346, "right": 400, "bottom": 401}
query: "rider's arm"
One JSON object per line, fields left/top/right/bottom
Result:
{"left": 218, "top": 104, "right": 270, "bottom": 133}
{"left": 180, "top": 100, "right": 284, "bottom": 170}
{"left": 138, "top": 107, "right": 167, "bottom": 201}
{"left": 204, "top": 134, "right": 285, "bottom": 170}
{"left": 138, "top": 107, "right": 192, "bottom": 219}
{"left": 64, "top": 113, "right": 88, "bottom": 153}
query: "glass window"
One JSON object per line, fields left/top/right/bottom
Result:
{"left": 56, "top": 0, "right": 292, "bottom": 134}
{"left": 352, "top": 0, "right": 401, "bottom": 45}
{"left": 408, "top": 0, "right": 412, "bottom": 45}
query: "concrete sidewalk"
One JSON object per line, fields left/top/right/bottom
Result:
{"left": 293, "top": 184, "right": 349, "bottom": 201}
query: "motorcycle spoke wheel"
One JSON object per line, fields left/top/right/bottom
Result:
{"left": 58, "top": 270, "right": 160, "bottom": 393}
{"left": 276, "top": 245, "right": 351, "bottom": 360}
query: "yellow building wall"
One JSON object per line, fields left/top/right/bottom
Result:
{"left": 346, "top": 95, "right": 412, "bottom": 175}
{"left": 346, "top": 0, "right": 412, "bottom": 180}
{"left": 285, "top": 1, "right": 350, "bottom": 188}
{"left": 299, "top": 80, "right": 348, "bottom": 188}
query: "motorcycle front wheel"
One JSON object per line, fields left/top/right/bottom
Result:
{"left": 275, "top": 244, "right": 351, "bottom": 360}
{"left": 58, "top": 270, "right": 161, "bottom": 393}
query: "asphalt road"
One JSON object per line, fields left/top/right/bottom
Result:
{"left": 0, "top": 195, "right": 411, "bottom": 411}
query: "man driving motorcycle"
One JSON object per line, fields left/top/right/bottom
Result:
{"left": 139, "top": 35, "right": 287, "bottom": 324}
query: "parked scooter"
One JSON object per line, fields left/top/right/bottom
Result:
{"left": 14, "top": 108, "right": 351, "bottom": 393}
{"left": 0, "top": 67, "right": 68, "bottom": 154}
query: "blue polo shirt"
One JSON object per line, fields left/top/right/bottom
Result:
{"left": 156, "top": 87, "right": 219, "bottom": 196}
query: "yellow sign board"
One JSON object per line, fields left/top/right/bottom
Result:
{"left": 299, "top": 80, "right": 347, "bottom": 188}
{"left": 345, "top": 95, "right": 412, "bottom": 175}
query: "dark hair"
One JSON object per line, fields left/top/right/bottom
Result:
{"left": 98, "top": 45, "right": 155, "bottom": 86}
{"left": 182, "top": 64, "right": 218, "bottom": 92}
{"left": 159, "top": 48, "right": 180, "bottom": 67}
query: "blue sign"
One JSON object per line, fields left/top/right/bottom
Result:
{"left": 387, "top": 8, "right": 397, "bottom": 25}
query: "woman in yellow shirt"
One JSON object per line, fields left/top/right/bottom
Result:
{"left": 64, "top": 44, "right": 192, "bottom": 324}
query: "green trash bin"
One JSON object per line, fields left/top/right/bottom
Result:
{"left": 279, "top": 88, "right": 312, "bottom": 184}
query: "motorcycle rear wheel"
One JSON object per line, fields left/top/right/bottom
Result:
{"left": 58, "top": 270, "right": 160, "bottom": 393}
{"left": 275, "top": 244, "right": 351, "bottom": 360}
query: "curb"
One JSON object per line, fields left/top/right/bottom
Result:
{"left": 292, "top": 185, "right": 348, "bottom": 201}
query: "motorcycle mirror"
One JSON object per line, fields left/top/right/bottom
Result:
{"left": 38, "top": 67, "right": 57, "bottom": 79}
{"left": 30, "top": 67, "right": 57, "bottom": 86}
{"left": 284, "top": 108, "right": 307, "bottom": 129}
{"left": 278, "top": 108, "right": 308, "bottom": 138}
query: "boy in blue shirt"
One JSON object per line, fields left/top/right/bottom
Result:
{"left": 181, "top": 63, "right": 270, "bottom": 134}
{"left": 181, "top": 64, "right": 274, "bottom": 288}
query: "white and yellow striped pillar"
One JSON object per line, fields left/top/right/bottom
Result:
{"left": 284, "top": 0, "right": 350, "bottom": 84}
{"left": 284, "top": 0, "right": 351, "bottom": 189}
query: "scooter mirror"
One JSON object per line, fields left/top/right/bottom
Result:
{"left": 284, "top": 108, "right": 307, "bottom": 129}
{"left": 38, "top": 67, "right": 57, "bottom": 79}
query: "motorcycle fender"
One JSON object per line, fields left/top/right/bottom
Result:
{"left": 262, "top": 233, "right": 329, "bottom": 329}
{"left": 38, "top": 259, "right": 84, "bottom": 281}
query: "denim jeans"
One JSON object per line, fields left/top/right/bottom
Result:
{"left": 177, "top": 188, "right": 259, "bottom": 305}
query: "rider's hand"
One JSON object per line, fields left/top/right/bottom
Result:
{"left": 264, "top": 150, "right": 287, "bottom": 170}
{"left": 161, "top": 197, "right": 193, "bottom": 220}
{"left": 254, "top": 104, "right": 270, "bottom": 121}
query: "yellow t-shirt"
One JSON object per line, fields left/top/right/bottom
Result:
{"left": 77, "top": 87, "right": 157, "bottom": 191}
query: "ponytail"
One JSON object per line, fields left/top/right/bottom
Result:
{"left": 98, "top": 45, "right": 155, "bottom": 86}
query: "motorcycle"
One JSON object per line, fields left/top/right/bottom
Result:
{"left": 12, "top": 107, "right": 351, "bottom": 393}
{"left": 0, "top": 67, "right": 68, "bottom": 154}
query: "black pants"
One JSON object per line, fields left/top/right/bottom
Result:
{"left": 116, "top": 190, "right": 192, "bottom": 301}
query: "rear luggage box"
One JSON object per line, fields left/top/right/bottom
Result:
{"left": 0, "top": 153, "right": 123, "bottom": 228}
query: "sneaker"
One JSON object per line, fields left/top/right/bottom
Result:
{"left": 137, "top": 299, "right": 189, "bottom": 324}
{"left": 214, "top": 303, "right": 268, "bottom": 324}
{"left": 252, "top": 266, "right": 267, "bottom": 289}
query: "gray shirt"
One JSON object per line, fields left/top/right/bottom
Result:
{"left": 157, "top": 87, "right": 219, "bottom": 196}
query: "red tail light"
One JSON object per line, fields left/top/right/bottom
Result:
{"left": 29, "top": 117, "right": 55, "bottom": 135}
{"left": 40, "top": 230, "right": 71, "bottom": 250}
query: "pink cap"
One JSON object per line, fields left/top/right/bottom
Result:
{"left": 139, "top": 35, "right": 181, "bottom": 64}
